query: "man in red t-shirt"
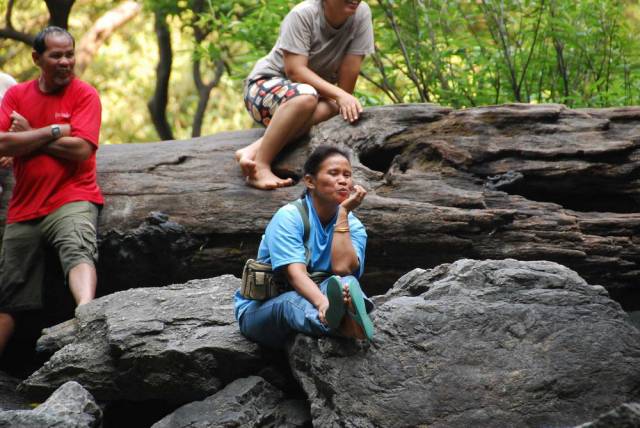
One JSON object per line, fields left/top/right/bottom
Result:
{"left": 0, "top": 26, "right": 103, "bottom": 354}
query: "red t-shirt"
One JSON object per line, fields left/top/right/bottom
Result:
{"left": 0, "top": 77, "right": 104, "bottom": 223}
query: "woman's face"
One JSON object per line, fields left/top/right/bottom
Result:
{"left": 306, "top": 154, "right": 353, "bottom": 205}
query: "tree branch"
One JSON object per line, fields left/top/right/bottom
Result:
{"left": 75, "top": 1, "right": 142, "bottom": 75}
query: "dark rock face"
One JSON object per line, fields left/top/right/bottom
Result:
{"left": 0, "top": 104, "right": 636, "bottom": 309}
{"left": 288, "top": 259, "right": 640, "bottom": 428}
{"left": 575, "top": 402, "right": 640, "bottom": 428}
{"left": 151, "top": 376, "right": 310, "bottom": 428}
{"left": 19, "top": 275, "right": 262, "bottom": 403}
{"left": 0, "top": 371, "right": 29, "bottom": 411}
{"left": 0, "top": 381, "right": 101, "bottom": 428}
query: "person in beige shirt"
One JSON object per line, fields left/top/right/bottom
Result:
{"left": 236, "top": 0, "right": 374, "bottom": 190}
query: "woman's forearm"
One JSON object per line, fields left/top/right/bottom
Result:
{"left": 286, "top": 263, "right": 326, "bottom": 307}
{"left": 331, "top": 207, "right": 359, "bottom": 275}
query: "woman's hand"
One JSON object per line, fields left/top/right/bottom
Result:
{"left": 336, "top": 92, "right": 363, "bottom": 123}
{"left": 315, "top": 295, "right": 330, "bottom": 325}
{"left": 340, "top": 184, "right": 367, "bottom": 212}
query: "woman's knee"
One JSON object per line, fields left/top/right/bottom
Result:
{"left": 285, "top": 94, "right": 318, "bottom": 113}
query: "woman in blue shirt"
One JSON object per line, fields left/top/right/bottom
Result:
{"left": 234, "top": 145, "right": 374, "bottom": 348}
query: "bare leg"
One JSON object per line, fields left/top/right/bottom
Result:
{"left": 68, "top": 262, "right": 96, "bottom": 306}
{"left": 338, "top": 284, "right": 366, "bottom": 339}
{"left": 0, "top": 313, "right": 15, "bottom": 355}
{"left": 237, "top": 97, "right": 339, "bottom": 189}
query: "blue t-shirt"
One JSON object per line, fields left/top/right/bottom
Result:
{"left": 257, "top": 193, "right": 367, "bottom": 277}
{"left": 235, "top": 193, "right": 367, "bottom": 320}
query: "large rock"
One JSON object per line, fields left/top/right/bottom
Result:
{"left": 18, "top": 275, "right": 262, "bottom": 403}
{"left": 0, "top": 381, "right": 101, "bottom": 427}
{"left": 288, "top": 259, "right": 640, "bottom": 427}
{"left": 151, "top": 376, "right": 310, "bottom": 428}
{"left": 575, "top": 402, "right": 640, "bottom": 427}
{"left": 3, "top": 104, "right": 639, "bottom": 309}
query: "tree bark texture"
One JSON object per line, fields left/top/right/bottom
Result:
{"left": 1, "top": 103, "right": 639, "bottom": 311}
{"left": 147, "top": 10, "right": 174, "bottom": 141}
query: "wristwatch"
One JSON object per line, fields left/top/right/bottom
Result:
{"left": 51, "top": 125, "right": 61, "bottom": 138}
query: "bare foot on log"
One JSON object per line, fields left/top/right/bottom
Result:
{"left": 246, "top": 164, "right": 294, "bottom": 190}
{"left": 235, "top": 147, "right": 258, "bottom": 179}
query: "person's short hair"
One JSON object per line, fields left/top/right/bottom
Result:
{"left": 33, "top": 26, "right": 75, "bottom": 54}
{"left": 303, "top": 145, "right": 351, "bottom": 177}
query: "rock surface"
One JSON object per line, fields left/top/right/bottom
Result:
{"left": 151, "top": 376, "right": 310, "bottom": 428}
{"left": 0, "top": 371, "right": 29, "bottom": 411}
{"left": 288, "top": 259, "right": 640, "bottom": 427}
{"left": 0, "top": 381, "right": 101, "bottom": 427}
{"left": 19, "top": 275, "right": 262, "bottom": 403}
{"left": 2, "top": 104, "right": 639, "bottom": 308}
{"left": 575, "top": 402, "right": 640, "bottom": 428}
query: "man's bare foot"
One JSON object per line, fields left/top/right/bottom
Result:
{"left": 246, "top": 166, "right": 294, "bottom": 190}
{"left": 338, "top": 284, "right": 366, "bottom": 339}
{"left": 235, "top": 148, "right": 258, "bottom": 178}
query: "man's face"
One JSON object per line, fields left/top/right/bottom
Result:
{"left": 32, "top": 33, "right": 75, "bottom": 92}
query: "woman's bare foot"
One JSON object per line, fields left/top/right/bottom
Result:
{"left": 338, "top": 284, "right": 366, "bottom": 339}
{"left": 246, "top": 164, "right": 294, "bottom": 190}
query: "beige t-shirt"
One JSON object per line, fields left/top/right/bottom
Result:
{"left": 248, "top": 0, "right": 374, "bottom": 83}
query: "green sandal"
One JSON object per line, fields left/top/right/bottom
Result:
{"left": 344, "top": 277, "right": 374, "bottom": 340}
{"left": 325, "top": 276, "right": 345, "bottom": 329}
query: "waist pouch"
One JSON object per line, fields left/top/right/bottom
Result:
{"left": 240, "top": 258, "right": 331, "bottom": 301}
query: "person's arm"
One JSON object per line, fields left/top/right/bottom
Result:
{"left": 283, "top": 51, "right": 363, "bottom": 123}
{"left": 41, "top": 137, "right": 94, "bottom": 161}
{"left": 0, "top": 124, "right": 71, "bottom": 157}
{"left": 331, "top": 184, "right": 367, "bottom": 275}
{"left": 286, "top": 263, "right": 330, "bottom": 324}
{"left": 7, "top": 111, "right": 93, "bottom": 161}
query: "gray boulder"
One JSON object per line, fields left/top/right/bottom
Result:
{"left": 575, "top": 402, "right": 640, "bottom": 427}
{"left": 0, "top": 381, "right": 101, "bottom": 427}
{"left": 152, "top": 376, "right": 310, "bottom": 428}
{"left": 289, "top": 259, "right": 640, "bottom": 428}
{"left": 19, "top": 275, "right": 262, "bottom": 403}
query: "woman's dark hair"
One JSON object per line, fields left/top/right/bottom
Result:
{"left": 303, "top": 145, "right": 351, "bottom": 177}
{"left": 33, "top": 27, "right": 74, "bottom": 54}
{"left": 301, "top": 145, "right": 351, "bottom": 197}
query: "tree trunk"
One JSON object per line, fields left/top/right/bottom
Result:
{"left": 45, "top": 0, "right": 75, "bottom": 29}
{"left": 147, "top": 10, "right": 174, "bottom": 141}
{"left": 2, "top": 104, "right": 639, "bottom": 311}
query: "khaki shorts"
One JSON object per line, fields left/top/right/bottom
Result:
{"left": 0, "top": 201, "right": 100, "bottom": 313}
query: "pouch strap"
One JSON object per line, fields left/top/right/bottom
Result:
{"left": 291, "top": 198, "right": 311, "bottom": 266}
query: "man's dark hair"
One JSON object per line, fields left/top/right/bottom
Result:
{"left": 33, "top": 26, "right": 75, "bottom": 54}
{"left": 303, "top": 145, "right": 351, "bottom": 177}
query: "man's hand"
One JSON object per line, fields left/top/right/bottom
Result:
{"left": 340, "top": 184, "right": 367, "bottom": 212}
{"left": 336, "top": 92, "right": 363, "bottom": 123}
{"left": 0, "top": 157, "right": 13, "bottom": 168}
{"left": 9, "top": 111, "right": 31, "bottom": 133}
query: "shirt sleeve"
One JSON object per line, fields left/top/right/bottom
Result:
{"left": 348, "top": 214, "right": 368, "bottom": 278}
{"left": 265, "top": 205, "right": 308, "bottom": 271}
{"left": 0, "top": 86, "right": 18, "bottom": 132}
{"left": 277, "top": 8, "right": 312, "bottom": 56}
{"left": 71, "top": 84, "right": 102, "bottom": 148}
{"left": 347, "top": 3, "right": 375, "bottom": 56}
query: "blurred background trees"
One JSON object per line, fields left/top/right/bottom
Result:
{"left": 0, "top": 0, "right": 638, "bottom": 145}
